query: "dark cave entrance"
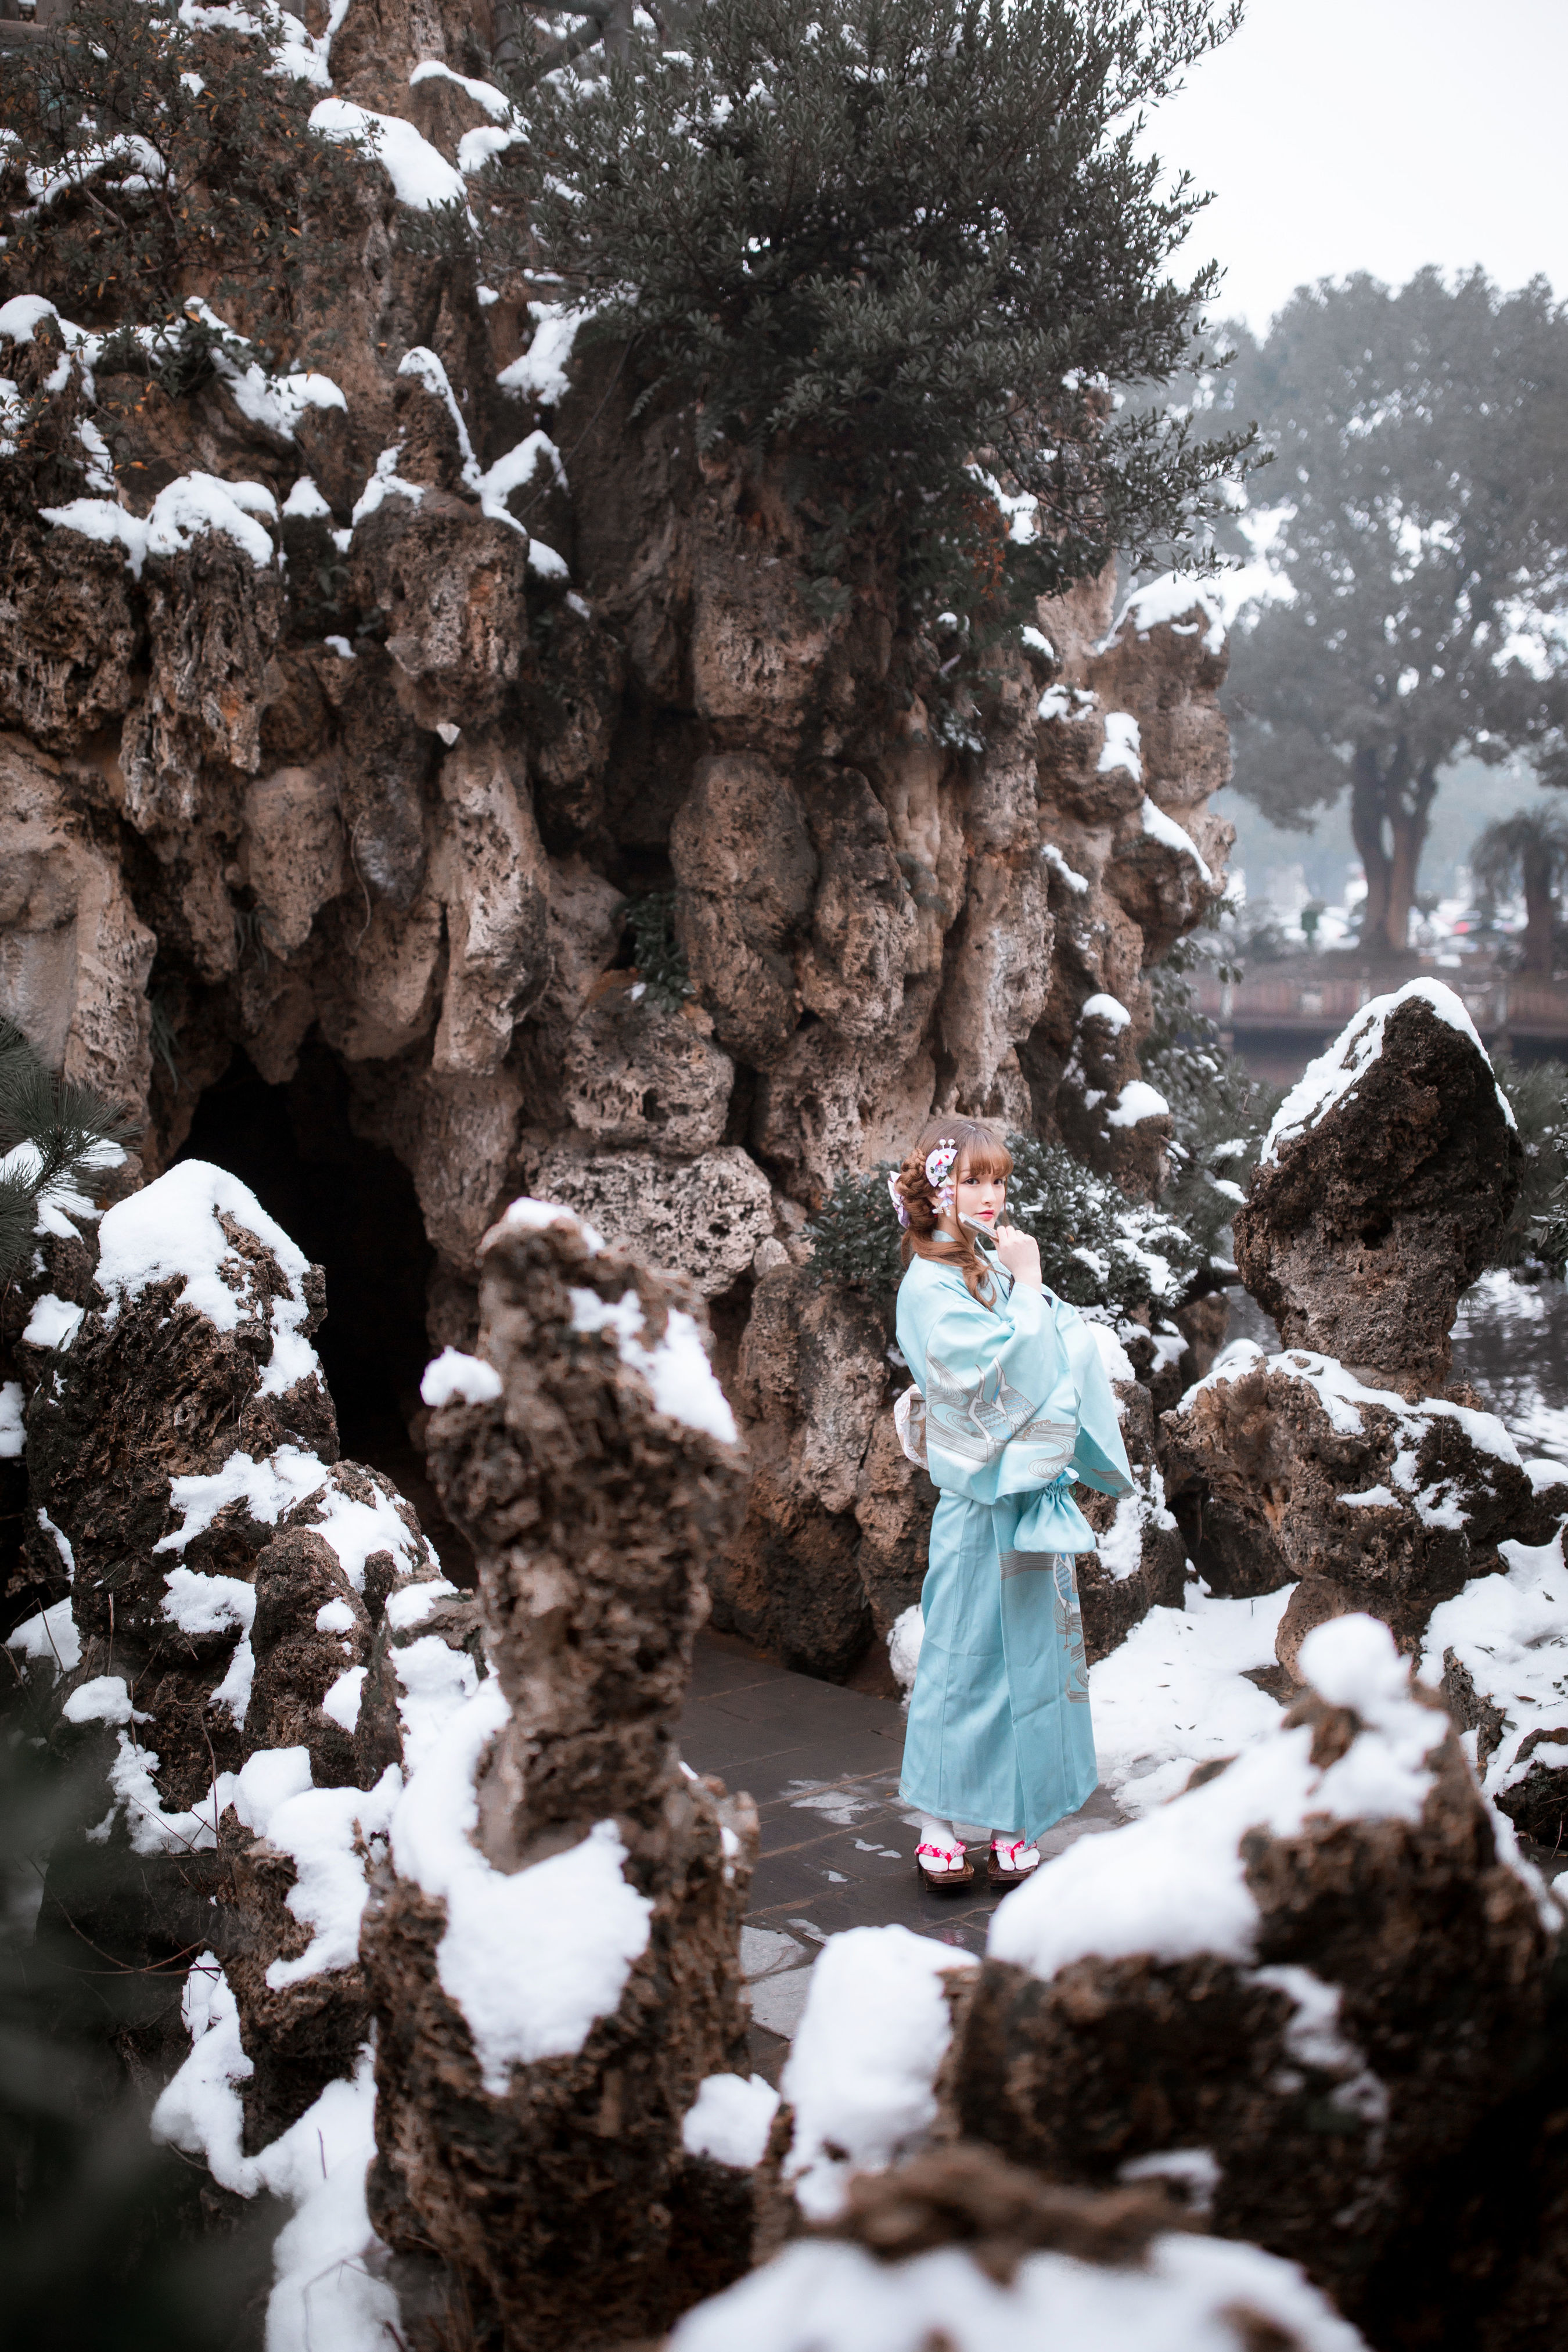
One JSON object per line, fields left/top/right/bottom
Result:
{"left": 175, "top": 1039, "right": 475, "bottom": 1584}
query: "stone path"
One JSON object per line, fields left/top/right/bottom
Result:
{"left": 678, "top": 1628, "right": 1127, "bottom": 2082}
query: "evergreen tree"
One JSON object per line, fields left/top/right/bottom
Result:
{"left": 1472, "top": 807, "right": 1568, "bottom": 975}
{"left": 470, "top": 0, "right": 1254, "bottom": 620}
{"left": 0, "top": 0, "right": 366, "bottom": 337}
{"left": 0, "top": 1020, "right": 138, "bottom": 1288}
{"left": 1215, "top": 271, "right": 1568, "bottom": 956}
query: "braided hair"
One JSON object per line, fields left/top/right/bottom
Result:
{"left": 892, "top": 1116, "right": 1013, "bottom": 1306}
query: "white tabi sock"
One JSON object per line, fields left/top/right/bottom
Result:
{"left": 916, "top": 1814, "right": 966, "bottom": 1872}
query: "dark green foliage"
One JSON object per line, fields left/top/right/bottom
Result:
{"left": 1493, "top": 1058, "right": 1568, "bottom": 1276}
{"left": 0, "top": 1018, "right": 139, "bottom": 1286}
{"left": 804, "top": 1166, "right": 908, "bottom": 1303}
{"left": 475, "top": 0, "right": 1254, "bottom": 619}
{"left": 95, "top": 312, "right": 243, "bottom": 403}
{"left": 1141, "top": 948, "right": 1278, "bottom": 1274}
{"left": 1215, "top": 269, "right": 1568, "bottom": 953}
{"left": 0, "top": 0, "right": 366, "bottom": 333}
{"left": 804, "top": 1125, "right": 1238, "bottom": 1319}
{"left": 619, "top": 890, "right": 695, "bottom": 1013}
{"left": 0, "top": 1734, "right": 277, "bottom": 2350}
{"left": 1004, "top": 1130, "right": 1211, "bottom": 1312}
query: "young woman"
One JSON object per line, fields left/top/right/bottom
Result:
{"left": 889, "top": 1115, "right": 1134, "bottom": 1892}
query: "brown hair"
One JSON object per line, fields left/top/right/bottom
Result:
{"left": 894, "top": 1116, "right": 1013, "bottom": 1306}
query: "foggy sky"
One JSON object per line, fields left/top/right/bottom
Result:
{"left": 1150, "top": 0, "right": 1568, "bottom": 331}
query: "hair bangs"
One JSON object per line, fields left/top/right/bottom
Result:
{"left": 957, "top": 1132, "right": 1013, "bottom": 1184}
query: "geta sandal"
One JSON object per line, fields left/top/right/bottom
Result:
{"left": 915, "top": 1840, "right": 974, "bottom": 1894}
{"left": 987, "top": 1837, "right": 1041, "bottom": 1889}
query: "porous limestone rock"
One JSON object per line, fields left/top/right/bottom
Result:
{"left": 562, "top": 987, "right": 736, "bottom": 1154}
{"left": 1075, "top": 1378, "right": 1188, "bottom": 1661}
{"left": 8, "top": 1157, "right": 475, "bottom": 2175}
{"left": 942, "top": 1616, "right": 1559, "bottom": 2342}
{"left": 0, "top": 733, "right": 155, "bottom": 1110}
{"left": 530, "top": 1142, "right": 775, "bottom": 1298}
{"left": 241, "top": 761, "right": 347, "bottom": 956}
{"left": 715, "top": 1265, "right": 889, "bottom": 1677}
{"left": 670, "top": 751, "right": 817, "bottom": 1066}
{"left": 429, "top": 730, "right": 549, "bottom": 1075}
{"left": 1160, "top": 1342, "right": 1558, "bottom": 1673}
{"left": 362, "top": 1200, "right": 758, "bottom": 2347}
{"left": 672, "top": 2145, "right": 1368, "bottom": 2352}
{"left": 1233, "top": 982, "right": 1522, "bottom": 1394}
{"left": 351, "top": 494, "right": 531, "bottom": 729}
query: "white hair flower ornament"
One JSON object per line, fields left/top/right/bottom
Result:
{"left": 924, "top": 1137, "right": 959, "bottom": 1211}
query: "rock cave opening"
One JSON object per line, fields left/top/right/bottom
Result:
{"left": 174, "top": 1038, "right": 476, "bottom": 1583}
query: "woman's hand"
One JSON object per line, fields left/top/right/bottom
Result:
{"left": 995, "top": 1222, "right": 1042, "bottom": 1288}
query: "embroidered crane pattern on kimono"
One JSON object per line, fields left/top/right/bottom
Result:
{"left": 923, "top": 1348, "right": 1077, "bottom": 1472}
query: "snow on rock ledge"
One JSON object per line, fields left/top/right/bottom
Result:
{"left": 776, "top": 1925, "right": 977, "bottom": 2223}
{"left": 363, "top": 1196, "right": 758, "bottom": 2346}
{"left": 1234, "top": 981, "right": 1522, "bottom": 1392}
{"left": 674, "top": 2142, "right": 1364, "bottom": 2352}
{"left": 1160, "top": 1339, "right": 1560, "bottom": 1675}
{"left": 943, "top": 1616, "right": 1555, "bottom": 2329}
{"left": 389, "top": 1675, "right": 653, "bottom": 2093}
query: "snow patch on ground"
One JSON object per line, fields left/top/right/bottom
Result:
{"left": 1087, "top": 1578, "right": 1282, "bottom": 1814}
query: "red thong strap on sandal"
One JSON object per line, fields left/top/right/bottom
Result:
{"left": 988, "top": 1835, "right": 1040, "bottom": 1885}
{"left": 915, "top": 1838, "right": 974, "bottom": 1891}
{"left": 916, "top": 1839, "right": 967, "bottom": 1871}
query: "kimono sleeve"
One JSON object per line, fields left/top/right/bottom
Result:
{"left": 916, "top": 1281, "right": 1078, "bottom": 1504}
{"left": 1058, "top": 1306, "right": 1135, "bottom": 1497}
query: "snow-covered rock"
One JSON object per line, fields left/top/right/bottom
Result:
{"left": 944, "top": 1617, "right": 1556, "bottom": 2331}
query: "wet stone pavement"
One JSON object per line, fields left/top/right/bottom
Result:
{"left": 678, "top": 1628, "right": 1127, "bottom": 2084}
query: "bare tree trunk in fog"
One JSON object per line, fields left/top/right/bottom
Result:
{"left": 1386, "top": 761, "right": 1437, "bottom": 958}
{"left": 1523, "top": 843, "right": 1556, "bottom": 974}
{"left": 1351, "top": 746, "right": 1394, "bottom": 953}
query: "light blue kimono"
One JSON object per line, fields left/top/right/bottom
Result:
{"left": 894, "top": 1242, "right": 1134, "bottom": 1840}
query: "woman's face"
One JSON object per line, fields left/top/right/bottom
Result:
{"left": 953, "top": 1155, "right": 1006, "bottom": 1233}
